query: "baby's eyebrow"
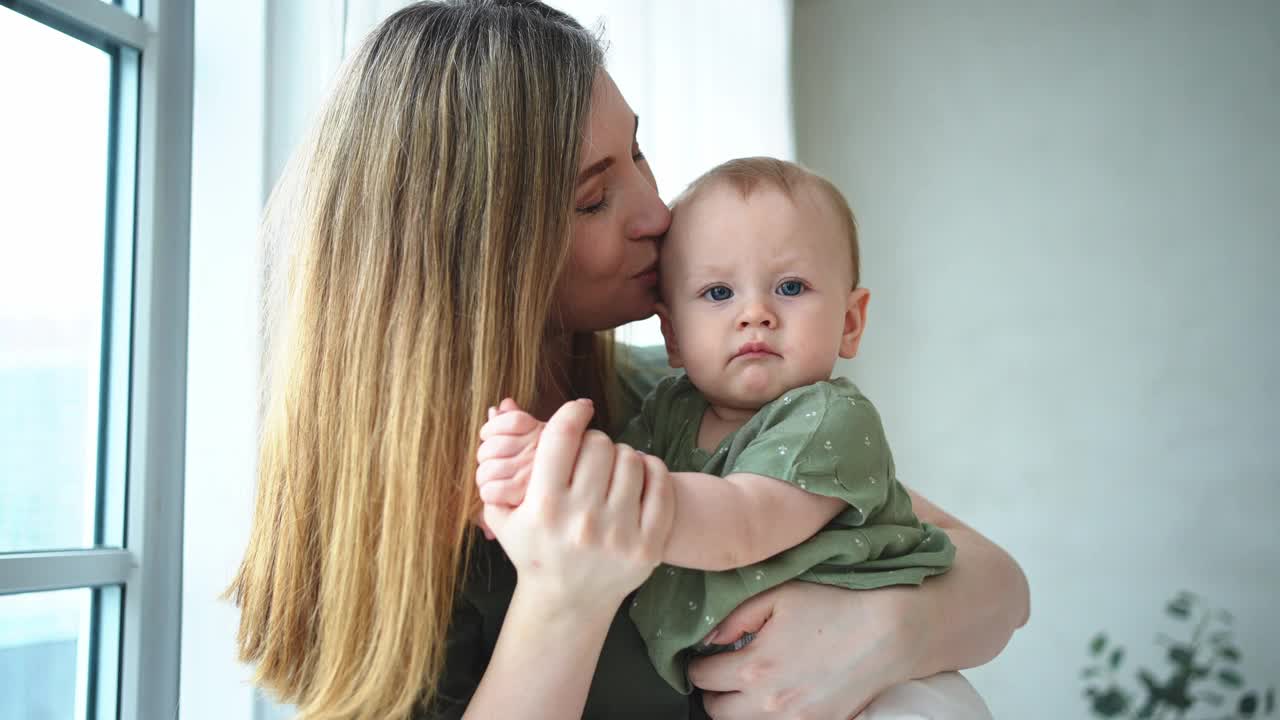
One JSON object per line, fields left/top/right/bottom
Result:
{"left": 685, "top": 262, "right": 734, "bottom": 279}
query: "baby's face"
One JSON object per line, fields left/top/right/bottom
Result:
{"left": 660, "top": 182, "right": 858, "bottom": 410}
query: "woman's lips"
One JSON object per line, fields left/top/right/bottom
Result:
{"left": 634, "top": 262, "right": 659, "bottom": 286}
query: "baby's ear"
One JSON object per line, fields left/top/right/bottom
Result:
{"left": 839, "top": 288, "right": 871, "bottom": 359}
{"left": 655, "top": 302, "right": 684, "bottom": 368}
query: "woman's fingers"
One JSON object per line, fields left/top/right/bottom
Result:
{"left": 639, "top": 453, "right": 674, "bottom": 556}
{"left": 579, "top": 441, "right": 642, "bottom": 509}
{"left": 567, "top": 430, "right": 616, "bottom": 508}
{"left": 700, "top": 587, "right": 775, "bottom": 647}
{"left": 527, "top": 399, "right": 594, "bottom": 497}
{"left": 606, "top": 444, "right": 644, "bottom": 517}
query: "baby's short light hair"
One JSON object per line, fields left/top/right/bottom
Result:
{"left": 672, "top": 156, "right": 861, "bottom": 288}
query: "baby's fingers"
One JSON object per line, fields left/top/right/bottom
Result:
{"left": 476, "top": 457, "right": 522, "bottom": 487}
{"left": 480, "top": 409, "right": 541, "bottom": 440}
{"left": 477, "top": 434, "right": 534, "bottom": 463}
{"left": 478, "top": 475, "right": 528, "bottom": 506}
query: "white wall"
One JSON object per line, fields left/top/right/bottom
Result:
{"left": 794, "top": 1, "right": 1279, "bottom": 716}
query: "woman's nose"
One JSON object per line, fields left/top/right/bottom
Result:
{"left": 625, "top": 173, "right": 671, "bottom": 241}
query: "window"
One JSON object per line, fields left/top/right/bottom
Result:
{"left": 0, "top": 0, "right": 191, "bottom": 717}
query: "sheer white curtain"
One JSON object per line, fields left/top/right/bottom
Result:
{"left": 343, "top": 0, "right": 797, "bottom": 345}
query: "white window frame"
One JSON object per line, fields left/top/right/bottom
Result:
{"left": 0, "top": 0, "right": 193, "bottom": 718}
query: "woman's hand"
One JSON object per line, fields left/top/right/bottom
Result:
{"left": 688, "top": 582, "right": 923, "bottom": 719}
{"left": 482, "top": 398, "right": 675, "bottom": 613}
{"left": 688, "top": 487, "right": 1028, "bottom": 720}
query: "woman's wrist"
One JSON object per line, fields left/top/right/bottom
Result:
{"left": 509, "top": 579, "right": 622, "bottom": 631}
{"left": 464, "top": 582, "right": 619, "bottom": 720}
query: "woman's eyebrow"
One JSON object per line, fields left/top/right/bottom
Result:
{"left": 576, "top": 157, "right": 613, "bottom": 186}
{"left": 575, "top": 115, "right": 641, "bottom": 187}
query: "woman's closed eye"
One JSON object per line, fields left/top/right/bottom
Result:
{"left": 576, "top": 192, "right": 608, "bottom": 215}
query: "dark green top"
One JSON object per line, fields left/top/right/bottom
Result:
{"left": 420, "top": 345, "right": 706, "bottom": 719}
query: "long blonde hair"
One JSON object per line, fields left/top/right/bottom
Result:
{"left": 227, "top": 2, "right": 610, "bottom": 716}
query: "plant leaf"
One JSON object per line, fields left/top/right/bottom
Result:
{"left": 1239, "top": 692, "right": 1259, "bottom": 717}
{"left": 1167, "top": 601, "right": 1191, "bottom": 619}
{"left": 1265, "top": 687, "right": 1274, "bottom": 714}
{"left": 1169, "top": 645, "right": 1195, "bottom": 666}
{"left": 1218, "top": 645, "right": 1241, "bottom": 663}
{"left": 1109, "top": 647, "right": 1125, "bottom": 669}
{"left": 1082, "top": 667, "right": 1101, "bottom": 678}
{"left": 1090, "top": 633, "right": 1107, "bottom": 655}
{"left": 1197, "top": 690, "right": 1225, "bottom": 707}
{"left": 1218, "top": 669, "right": 1244, "bottom": 689}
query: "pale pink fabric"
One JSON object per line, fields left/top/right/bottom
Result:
{"left": 854, "top": 672, "right": 993, "bottom": 720}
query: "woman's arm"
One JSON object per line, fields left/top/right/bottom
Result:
{"left": 688, "top": 488, "right": 1028, "bottom": 719}
{"left": 462, "top": 585, "right": 614, "bottom": 719}
{"left": 463, "top": 399, "right": 674, "bottom": 719}
{"left": 905, "top": 487, "right": 1030, "bottom": 674}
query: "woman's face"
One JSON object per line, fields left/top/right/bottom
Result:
{"left": 554, "top": 71, "right": 671, "bottom": 333}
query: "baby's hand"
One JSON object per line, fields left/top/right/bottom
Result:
{"left": 476, "top": 398, "right": 545, "bottom": 509}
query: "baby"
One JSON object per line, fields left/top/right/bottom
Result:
{"left": 477, "top": 157, "right": 958, "bottom": 699}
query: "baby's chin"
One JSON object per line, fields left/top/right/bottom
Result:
{"left": 706, "top": 375, "right": 782, "bottom": 411}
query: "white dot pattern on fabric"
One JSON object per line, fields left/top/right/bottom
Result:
{"left": 704, "top": 615, "right": 715, "bottom": 625}
{"left": 783, "top": 396, "right": 792, "bottom": 405}
{"left": 805, "top": 410, "right": 817, "bottom": 418}
{"left": 869, "top": 475, "right": 877, "bottom": 485}
{"left": 754, "top": 570, "right": 765, "bottom": 581}
{"left": 656, "top": 628, "right": 663, "bottom": 637}
{"left": 666, "top": 567, "right": 677, "bottom": 576}
{"left": 688, "top": 601, "right": 698, "bottom": 611}
{"left": 777, "top": 445, "right": 788, "bottom": 455}
{"left": 798, "top": 479, "right": 807, "bottom": 489}
{"left": 823, "top": 440, "right": 833, "bottom": 450}
{"left": 864, "top": 435, "right": 871, "bottom": 447}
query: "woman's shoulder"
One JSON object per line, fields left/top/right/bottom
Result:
{"left": 612, "top": 343, "right": 678, "bottom": 434}
{"left": 617, "top": 344, "right": 674, "bottom": 392}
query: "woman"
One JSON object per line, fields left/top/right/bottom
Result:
{"left": 228, "top": 2, "right": 1029, "bottom": 718}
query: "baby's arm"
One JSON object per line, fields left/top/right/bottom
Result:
{"left": 663, "top": 471, "right": 844, "bottom": 571}
{"left": 477, "top": 400, "right": 843, "bottom": 571}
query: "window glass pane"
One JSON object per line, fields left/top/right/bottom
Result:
{"left": 0, "top": 9, "right": 114, "bottom": 553}
{"left": 0, "top": 588, "right": 94, "bottom": 719}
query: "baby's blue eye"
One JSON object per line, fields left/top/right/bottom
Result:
{"left": 778, "top": 280, "right": 805, "bottom": 297}
{"left": 704, "top": 285, "right": 733, "bottom": 302}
